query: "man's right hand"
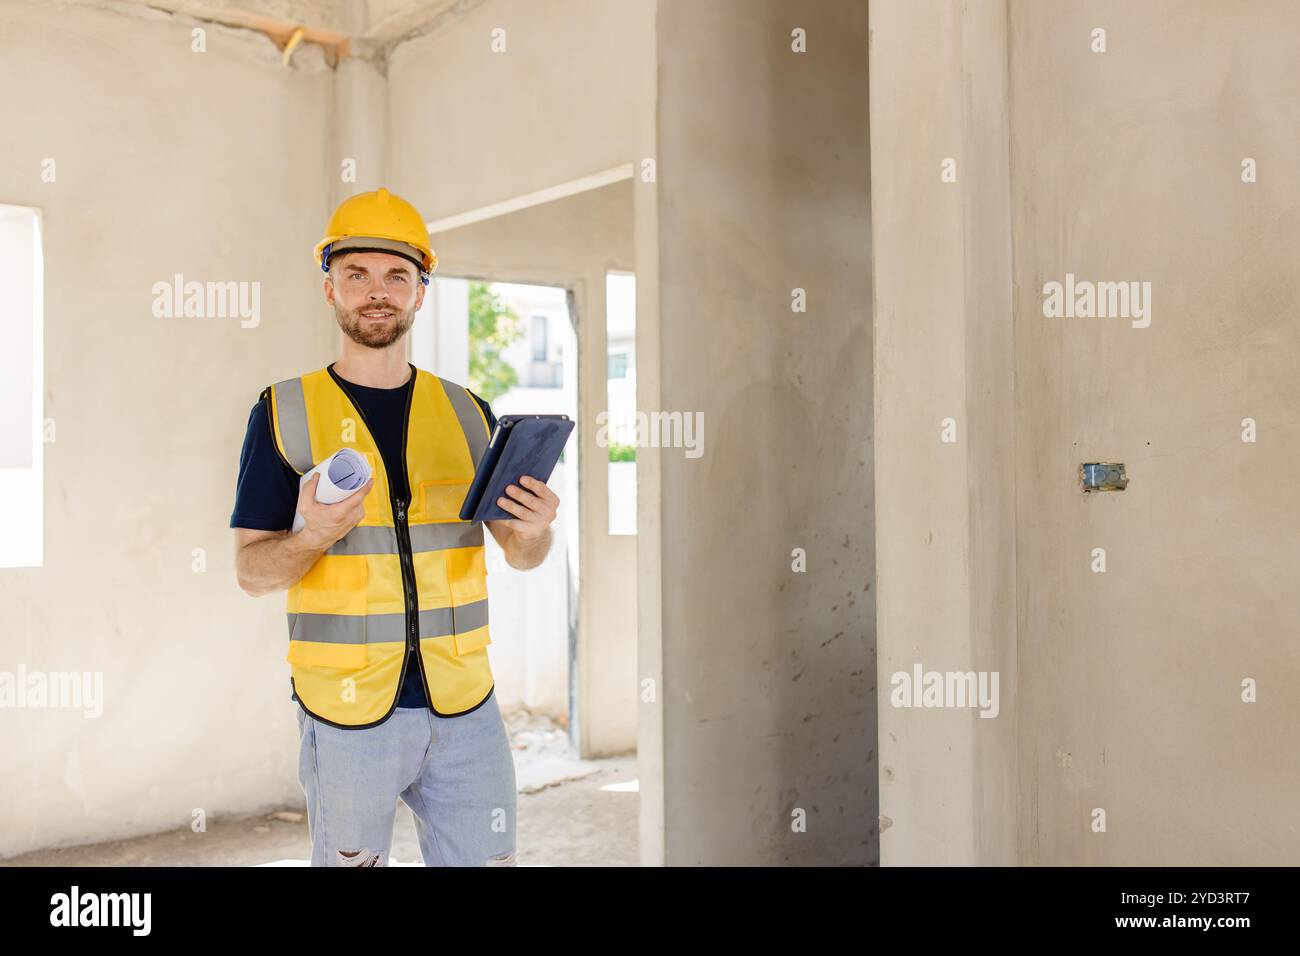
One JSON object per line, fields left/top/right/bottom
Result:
{"left": 235, "top": 473, "right": 375, "bottom": 597}
{"left": 296, "top": 473, "right": 375, "bottom": 549}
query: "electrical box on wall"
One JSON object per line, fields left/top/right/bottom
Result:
{"left": 1080, "top": 462, "right": 1128, "bottom": 492}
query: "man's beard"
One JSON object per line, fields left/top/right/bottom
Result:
{"left": 334, "top": 302, "right": 415, "bottom": 349}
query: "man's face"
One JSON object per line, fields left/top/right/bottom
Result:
{"left": 324, "top": 251, "right": 426, "bottom": 349}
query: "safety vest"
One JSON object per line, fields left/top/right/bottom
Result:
{"left": 265, "top": 364, "right": 495, "bottom": 728}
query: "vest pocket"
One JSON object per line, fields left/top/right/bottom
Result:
{"left": 451, "top": 627, "right": 491, "bottom": 656}
{"left": 446, "top": 547, "right": 488, "bottom": 603}
{"left": 419, "top": 479, "right": 473, "bottom": 522}
{"left": 297, "top": 554, "right": 369, "bottom": 615}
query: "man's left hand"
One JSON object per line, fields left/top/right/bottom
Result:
{"left": 495, "top": 475, "right": 559, "bottom": 540}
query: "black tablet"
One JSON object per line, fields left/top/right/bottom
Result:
{"left": 459, "top": 414, "right": 575, "bottom": 522}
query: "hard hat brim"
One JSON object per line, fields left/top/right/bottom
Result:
{"left": 315, "top": 236, "right": 437, "bottom": 274}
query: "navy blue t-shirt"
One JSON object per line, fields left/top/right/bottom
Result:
{"left": 230, "top": 364, "right": 495, "bottom": 710}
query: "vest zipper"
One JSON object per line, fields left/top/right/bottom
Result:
{"left": 325, "top": 362, "right": 428, "bottom": 715}
{"left": 394, "top": 374, "right": 434, "bottom": 709}
{"left": 393, "top": 493, "right": 424, "bottom": 698}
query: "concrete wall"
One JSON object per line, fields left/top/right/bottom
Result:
{"left": 0, "top": 0, "right": 335, "bottom": 855}
{"left": 650, "top": 0, "right": 875, "bottom": 865}
{"left": 1009, "top": 0, "right": 1300, "bottom": 865}
{"left": 871, "top": 0, "right": 1300, "bottom": 865}
{"left": 386, "top": 0, "right": 652, "bottom": 223}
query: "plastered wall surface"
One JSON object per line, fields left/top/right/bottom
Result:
{"left": 386, "top": 0, "right": 654, "bottom": 225}
{"left": 0, "top": 0, "right": 335, "bottom": 854}
{"left": 654, "top": 0, "right": 875, "bottom": 865}
{"left": 1010, "top": 0, "right": 1300, "bottom": 865}
{"left": 872, "top": 0, "right": 1300, "bottom": 865}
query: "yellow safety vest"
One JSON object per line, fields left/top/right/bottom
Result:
{"left": 265, "top": 363, "right": 495, "bottom": 728}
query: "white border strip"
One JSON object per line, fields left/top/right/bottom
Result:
{"left": 425, "top": 163, "right": 635, "bottom": 235}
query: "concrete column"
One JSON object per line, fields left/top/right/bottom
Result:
{"left": 868, "top": 0, "right": 1017, "bottom": 865}
{"left": 324, "top": 32, "right": 388, "bottom": 359}
{"left": 330, "top": 56, "right": 389, "bottom": 204}
{"left": 646, "top": 0, "right": 874, "bottom": 865}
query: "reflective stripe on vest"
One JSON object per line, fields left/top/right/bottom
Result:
{"left": 268, "top": 365, "right": 494, "bottom": 727}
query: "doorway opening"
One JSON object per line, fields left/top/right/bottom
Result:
{"left": 412, "top": 276, "right": 579, "bottom": 732}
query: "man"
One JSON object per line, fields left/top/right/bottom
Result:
{"left": 230, "top": 186, "right": 560, "bottom": 867}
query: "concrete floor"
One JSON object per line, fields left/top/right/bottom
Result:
{"left": 2, "top": 704, "right": 639, "bottom": 867}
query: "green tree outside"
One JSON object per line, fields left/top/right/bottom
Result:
{"left": 467, "top": 281, "right": 524, "bottom": 404}
{"left": 607, "top": 441, "right": 637, "bottom": 462}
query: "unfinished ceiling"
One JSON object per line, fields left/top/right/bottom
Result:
{"left": 115, "top": 0, "right": 478, "bottom": 62}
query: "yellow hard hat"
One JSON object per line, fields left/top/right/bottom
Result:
{"left": 314, "top": 187, "right": 438, "bottom": 285}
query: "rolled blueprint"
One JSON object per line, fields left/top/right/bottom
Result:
{"left": 291, "top": 448, "right": 373, "bottom": 533}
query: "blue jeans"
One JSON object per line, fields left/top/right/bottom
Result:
{"left": 295, "top": 689, "right": 517, "bottom": 866}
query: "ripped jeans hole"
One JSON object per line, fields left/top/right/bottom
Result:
{"left": 486, "top": 849, "right": 517, "bottom": 867}
{"left": 337, "top": 848, "right": 386, "bottom": 867}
